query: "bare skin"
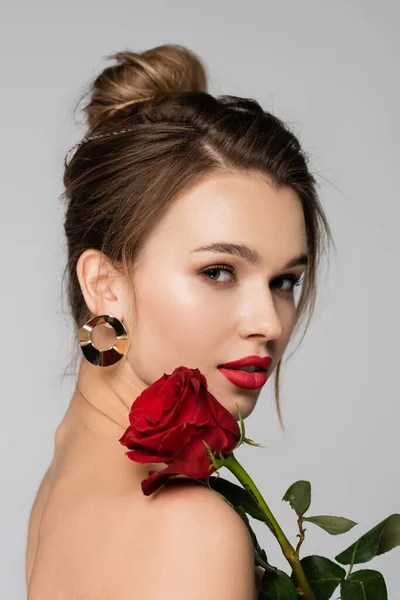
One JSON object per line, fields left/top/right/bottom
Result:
{"left": 26, "top": 171, "right": 308, "bottom": 598}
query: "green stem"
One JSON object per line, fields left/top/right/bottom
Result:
{"left": 294, "top": 514, "right": 307, "bottom": 559}
{"left": 223, "top": 452, "right": 317, "bottom": 600}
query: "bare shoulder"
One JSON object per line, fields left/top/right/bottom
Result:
{"left": 112, "top": 477, "right": 256, "bottom": 600}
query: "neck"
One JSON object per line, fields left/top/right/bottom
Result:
{"left": 56, "top": 358, "right": 145, "bottom": 444}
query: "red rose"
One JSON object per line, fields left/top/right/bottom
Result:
{"left": 119, "top": 366, "right": 241, "bottom": 495}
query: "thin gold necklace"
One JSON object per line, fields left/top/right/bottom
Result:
{"left": 75, "top": 385, "right": 127, "bottom": 431}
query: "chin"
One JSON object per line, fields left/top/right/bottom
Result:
{"left": 230, "top": 398, "right": 257, "bottom": 421}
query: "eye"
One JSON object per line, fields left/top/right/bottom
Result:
{"left": 272, "top": 273, "right": 304, "bottom": 294}
{"left": 199, "top": 263, "right": 236, "bottom": 284}
{"left": 199, "top": 263, "right": 304, "bottom": 294}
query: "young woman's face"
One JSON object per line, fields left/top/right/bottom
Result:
{"left": 125, "top": 171, "right": 308, "bottom": 419}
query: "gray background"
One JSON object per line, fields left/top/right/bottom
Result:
{"left": 1, "top": 0, "right": 399, "bottom": 597}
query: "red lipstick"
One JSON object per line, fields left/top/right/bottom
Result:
{"left": 217, "top": 355, "right": 272, "bottom": 390}
{"left": 219, "top": 355, "right": 272, "bottom": 370}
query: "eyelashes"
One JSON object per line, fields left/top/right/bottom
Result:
{"left": 198, "top": 262, "right": 304, "bottom": 294}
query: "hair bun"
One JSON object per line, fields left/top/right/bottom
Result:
{"left": 82, "top": 44, "right": 208, "bottom": 131}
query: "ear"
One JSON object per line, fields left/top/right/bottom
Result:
{"left": 76, "top": 249, "right": 128, "bottom": 320}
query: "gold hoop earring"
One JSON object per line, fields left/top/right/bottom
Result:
{"left": 78, "top": 314, "right": 128, "bottom": 367}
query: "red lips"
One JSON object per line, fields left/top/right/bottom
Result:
{"left": 218, "top": 354, "right": 272, "bottom": 371}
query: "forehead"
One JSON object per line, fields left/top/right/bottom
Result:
{"left": 148, "top": 171, "right": 307, "bottom": 263}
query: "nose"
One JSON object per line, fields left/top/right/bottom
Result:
{"left": 237, "top": 288, "right": 283, "bottom": 341}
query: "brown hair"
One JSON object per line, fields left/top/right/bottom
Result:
{"left": 61, "top": 43, "right": 334, "bottom": 430}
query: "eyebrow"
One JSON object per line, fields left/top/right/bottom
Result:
{"left": 191, "top": 242, "right": 309, "bottom": 269}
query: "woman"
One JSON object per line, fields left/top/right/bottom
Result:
{"left": 26, "top": 44, "right": 333, "bottom": 599}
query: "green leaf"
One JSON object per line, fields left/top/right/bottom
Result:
{"left": 234, "top": 405, "right": 264, "bottom": 448}
{"left": 290, "top": 555, "right": 346, "bottom": 600}
{"left": 335, "top": 513, "right": 400, "bottom": 565}
{"left": 243, "top": 436, "right": 264, "bottom": 447}
{"left": 282, "top": 481, "right": 311, "bottom": 516}
{"left": 234, "top": 505, "right": 277, "bottom": 574}
{"left": 303, "top": 515, "right": 357, "bottom": 535}
{"left": 341, "top": 569, "right": 388, "bottom": 600}
{"left": 205, "top": 475, "right": 265, "bottom": 522}
{"left": 235, "top": 404, "right": 246, "bottom": 449}
{"left": 259, "top": 568, "right": 298, "bottom": 599}
{"left": 201, "top": 440, "right": 225, "bottom": 470}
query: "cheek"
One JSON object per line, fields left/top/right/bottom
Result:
{"left": 154, "top": 277, "right": 221, "bottom": 329}
{"left": 129, "top": 273, "right": 223, "bottom": 361}
{"left": 277, "top": 303, "right": 298, "bottom": 347}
